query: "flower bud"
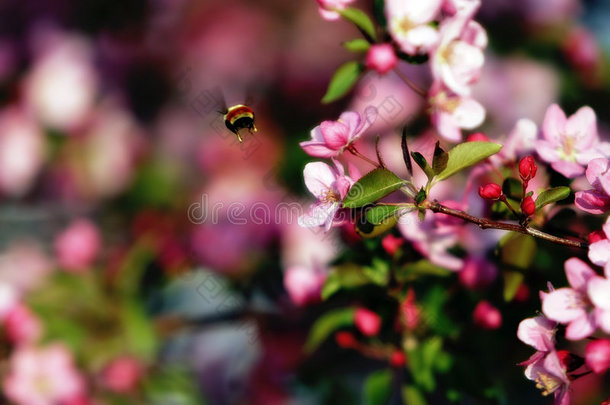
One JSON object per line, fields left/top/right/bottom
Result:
{"left": 518, "top": 156, "right": 537, "bottom": 181}
{"left": 478, "top": 183, "right": 502, "bottom": 200}
{"left": 459, "top": 257, "right": 498, "bottom": 290}
{"left": 389, "top": 350, "right": 406, "bottom": 367}
{"left": 589, "top": 230, "right": 606, "bottom": 244}
{"left": 466, "top": 133, "right": 489, "bottom": 142}
{"left": 521, "top": 195, "right": 536, "bottom": 216}
{"left": 473, "top": 301, "right": 502, "bottom": 330}
{"left": 101, "top": 357, "right": 142, "bottom": 393}
{"left": 381, "top": 234, "right": 403, "bottom": 256}
{"left": 585, "top": 339, "right": 610, "bottom": 374}
{"left": 335, "top": 331, "right": 356, "bottom": 348}
{"left": 354, "top": 307, "right": 382, "bottom": 337}
{"left": 556, "top": 350, "right": 585, "bottom": 373}
{"left": 365, "top": 44, "right": 397, "bottom": 75}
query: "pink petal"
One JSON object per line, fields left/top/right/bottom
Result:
{"left": 550, "top": 160, "right": 585, "bottom": 178}
{"left": 434, "top": 111, "right": 462, "bottom": 142}
{"left": 320, "top": 121, "right": 350, "bottom": 150}
{"left": 543, "top": 350, "right": 569, "bottom": 384}
{"left": 303, "top": 162, "right": 337, "bottom": 198}
{"left": 337, "top": 111, "right": 361, "bottom": 140}
{"left": 564, "top": 257, "right": 596, "bottom": 291}
{"left": 453, "top": 96, "right": 485, "bottom": 129}
{"left": 595, "top": 308, "right": 610, "bottom": 333}
{"left": 517, "top": 316, "right": 556, "bottom": 351}
{"left": 461, "top": 21, "right": 487, "bottom": 48}
{"left": 300, "top": 141, "right": 337, "bottom": 158}
{"left": 542, "top": 288, "right": 588, "bottom": 323}
{"left": 566, "top": 106, "right": 597, "bottom": 150}
{"left": 588, "top": 239, "right": 610, "bottom": 268}
{"left": 535, "top": 140, "right": 560, "bottom": 163}
{"left": 574, "top": 190, "right": 610, "bottom": 215}
{"left": 542, "top": 104, "right": 567, "bottom": 144}
{"left": 588, "top": 276, "right": 610, "bottom": 310}
{"left": 565, "top": 312, "right": 596, "bottom": 340}
{"left": 405, "top": 25, "right": 440, "bottom": 51}
{"left": 600, "top": 170, "right": 610, "bottom": 197}
{"left": 585, "top": 158, "right": 609, "bottom": 186}
{"left": 404, "top": 0, "right": 442, "bottom": 24}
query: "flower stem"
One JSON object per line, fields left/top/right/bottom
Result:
{"left": 347, "top": 145, "right": 381, "bottom": 168}
{"left": 423, "top": 200, "right": 588, "bottom": 249}
{"left": 393, "top": 68, "right": 427, "bottom": 98}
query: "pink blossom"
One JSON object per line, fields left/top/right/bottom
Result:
{"left": 585, "top": 339, "right": 610, "bottom": 374}
{"left": 354, "top": 307, "right": 381, "bottom": 336}
{"left": 0, "top": 108, "right": 45, "bottom": 197}
{"left": 574, "top": 158, "right": 610, "bottom": 214}
{"left": 299, "top": 160, "right": 354, "bottom": 231}
{"left": 518, "top": 316, "right": 570, "bottom": 405}
{"left": 542, "top": 257, "right": 610, "bottom": 340}
{"left": 458, "top": 256, "right": 497, "bottom": 290}
{"left": 3, "top": 344, "right": 86, "bottom": 405}
{"left": 501, "top": 119, "right": 538, "bottom": 161}
{"left": 536, "top": 104, "right": 609, "bottom": 178}
{"left": 473, "top": 301, "right": 502, "bottom": 329}
{"left": 4, "top": 303, "right": 42, "bottom": 345}
{"left": 386, "top": 0, "right": 442, "bottom": 55}
{"left": 429, "top": 82, "right": 485, "bottom": 142}
{"left": 588, "top": 216, "right": 610, "bottom": 274}
{"left": 54, "top": 219, "right": 101, "bottom": 272}
{"left": 365, "top": 44, "right": 397, "bottom": 75}
{"left": 431, "top": 11, "right": 487, "bottom": 96}
{"left": 283, "top": 264, "right": 326, "bottom": 307}
{"left": 100, "top": 356, "right": 142, "bottom": 393}
{"left": 300, "top": 108, "right": 376, "bottom": 157}
{"left": 316, "top": 0, "right": 355, "bottom": 21}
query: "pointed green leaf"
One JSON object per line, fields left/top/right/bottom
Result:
{"left": 402, "top": 385, "right": 427, "bottom": 405}
{"left": 411, "top": 152, "right": 434, "bottom": 180}
{"left": 338, "top": 7, "right": 377, "bottom": 41}
{"left": 363, "top": 257, "right": 390, "bottom": 286}
{"left": 365, "top": 204, "right": 412, "bottom": 224}
{"left": 342, "top": 38, "right": 371, "bottom": 52}
{"left": 304, "top": 307, "right": 355, "bottom": 353}
{"left": 364, "top": 370, "right": 393, "bottom": 405}
{"left": 502, "top": 177, "right": 523, "bottom": 201}
{"left": 498, "top": 233, "right": 536, "bottom": 301}
{"left": 322, "top": 61, "right": 364, "bottom": 104}
{"left": 321, "top": 264, "right": 370, "bottom": 300}
{"left": 434, "top": 142, "right": 502, "bottom": 182}
{"left": 535, "top": 186, "right": 571, "bottom": 210}
{"left": 343, "top": 168, "right": 404, "bottom": 208}
{"left": 432, "top": 142, "right": 448, "bottom": 175}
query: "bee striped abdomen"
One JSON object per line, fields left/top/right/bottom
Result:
{"left": 224, "top": 104, "right": 257, "bottom": 142}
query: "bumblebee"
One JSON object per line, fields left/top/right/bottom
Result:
{"left": 222, "top": 104, "right": 258, "bottom": 143}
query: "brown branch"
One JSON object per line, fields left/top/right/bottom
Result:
{"left": 424, "top": 201, "right": 589, "bottom": 249}
{"left": 393, "top": 68, "right": 427, "bottom": 97}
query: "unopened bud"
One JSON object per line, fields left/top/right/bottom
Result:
{"left": 478, "top": 183, "right": 502, "bottom": 200}
{"left": 521, "top": 195, "right": 536, "bottom": 216}
{"left": 389, "top": 350, "right": 406, "bottom": 367}
{"left": 335, "top": 331, "right": 356, "bottom": 348}
{"left": 365, "top": 44, "right": 397, "bottom": 75}
{"left": 466, "top": 133, "right": 489, "bottom": 142}
{"left": 354, "top": 307, "right": 382, "bottom": 337}
{"left": 585, "top": 339, "right": 610, "bottom": 374}
{"left": 518, "top": 156, "right": 537, "bottom": 182}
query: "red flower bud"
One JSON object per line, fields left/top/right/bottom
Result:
{"left": 381, "top": 234, "right": 404, "bottom": 256}
{"left": 589, "top": 230, "right": 606, "bottom": 244}
{"left": 478, "top": 183, "right": 502, "bottom": 200}
{"left": 389, "top": 350, "right": 406, "bottom": 367}
{"left": 354, "top": 307, "right": 382, "bottom": 337}
{"left": 473, "top": 301, "right": 502, "bottom": 330}
{"left": 557, "top": 350, "right": 585, "bottom": 373}
{"left": 585, "top": 339, "right": 610, "bottom": 374}
{"left": 466, "top": 132, "right": 489, "bottom": 142}
{"left": 521, "top": 195, "right": 536, "bottom": 216}
{"left": 335, "top": 331, "right": 356, "bottom": 348}
{"left": 518, "top": 156, "right": 537, "bottom": 182}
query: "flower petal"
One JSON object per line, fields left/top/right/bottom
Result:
{"left": 564, "top": 257, "right": 596, "bottom": 291}
{"left": 588, "top": 276, "right": 610, "bottom": 310}
{"left": 542, "top": 104, "right": 567, "bottom": 144}
{"left": 303, "top": 162, "right": 337, "bottom": 198}
{"left": 535, "top": 140, "right": 560, "bottom": 163}
{"left": 517, "top": 316, "right": 556, "bottom": 351}
{"left": 300, "top": 141, "right": 337, "bottom": 158}
{"left": 565, "top": 312, "right": 596, "bottom": 340}
{"left": 550, "top": 161, "right": 585, "bottom": 178}
{"left": 453, "top": 96, "right": 485, "bottom": 129}
{"left": 589, "top": 239, "right": 610, "bottom": 268}
{"left": 542, "top": 288, "right": 588, "bottom": 323}
{"left": 320, "top": 121, "right": 350, "bottom": 150}
{"left": 566, "top": 106, "right": 597, "bottom": 150}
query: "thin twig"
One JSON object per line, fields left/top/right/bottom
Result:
{"left": 347, "top": 145, "right": 381, "bottom": 168}
{"left": 424, "top": 201, "right": 588, "bottom": 249}
{"left": 393, "top": 68, "right": 426, "bottom": 97}
{"left": 375, "top": 135, "right": 386, "bottom": 168}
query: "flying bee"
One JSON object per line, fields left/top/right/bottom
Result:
{"left": 221, "top": 104, "right": 258, "bottom": 143}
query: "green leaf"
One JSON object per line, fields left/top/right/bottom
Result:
{"left": 432, "top": 142, "right": 448, "bottom": 175}
{"left": 434, "top": 142, "right": 502, "bottom": 182}
{"left": 408, "top": 338, "right": 443, "bottom": 392}
{"left": 343, "top": 168, "right": 404, "bottom": 208}
{"left": 411, "top": 152, "right": 434, "bottom": 180}
{"left": 395, "top": 260, "right": 451, "bottom": 283}
{"left": 322, "top": 61, "right": 364, "bottom": 104}
{"left": 363, "top": 257, "right": 390, "bottom": 286}
{"left": 502, "top": 177, "right": 523, "bottom": 201}
{"left": 364, "top": 370, "right": 393, "bottom": 405}
{"left": 304, "top": 308, "right": 355, "bottom": 353}
{"left": 338, "top": 7, "right": 377, "bottom": 41}
{"left": 402, "top": 385, "right": 427, "bottom": 405}
{"left": 498, "top": 233, "right": 536, "bottom": 301}
{"left": 415, "top": 188, "right": 427, "bottom": 205}
{"left": 535, "top": 186, "right": 571, "bottom": 210}
{"left": 366, "top": 204, "right": 412, "bottom": 224}
{"left": 342, "top": 38, "right": 371, "bottom": 52}
{"left": 321, "top": 264, "right": 370, "bottom": 300}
